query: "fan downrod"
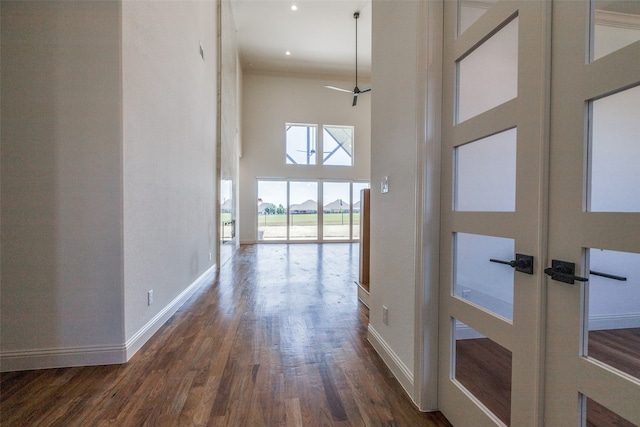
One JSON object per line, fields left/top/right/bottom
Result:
{"left": 323, "top": 10, "right": 371, "bottom": 106}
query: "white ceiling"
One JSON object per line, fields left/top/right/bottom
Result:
{"left": 229, "top": 0, "right": 372, "bottom": 79}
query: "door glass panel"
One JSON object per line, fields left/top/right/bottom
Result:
{"left": 352, "top": 182, "right": 369, "bottom": 240}
{"left": 257, "top": 180, "right": 287, "bottom": 241}
{"left": 591, "top": 0, "right": 640, "bottom": 62}
{"left": 586, "top": 248, "right": 640, "bottom": 381}
{"left": 582, "top": 394, "right": 638, "bottom": 427}
{"left": 458, "top": 0, "right": 498, "bottom": 36}
{"left": 457, "top": 17, "right": 518, "bottom": 123}
{"left": 455, "top": 128, "right": 517, "bottom": 212}
{"left": 323, "top": 182, "right": 350, "bottom": 240}
{"left": 588, "top": 85, "right": 640, "bottom": 212}
{"left": 454, "top": 233, "right": 515, "bottom": 321}
{"left": 454, "top": 318, "right": 512, "bottom": 426}
{"left": 289, "top": 181, "right": 318, "bottom": 240}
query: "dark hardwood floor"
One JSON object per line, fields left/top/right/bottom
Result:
{"left": 589, "top": 328, "right": 640, "bottom": 380}
{"left": 455, "top": 329, "right": 640, "bottom": 427}
{"left": 587, "top": 329, "right": 640, "bottom": 427}
{"left": 1, "top": 244, "right": 452, "bottom": 427}
{"left": 455, "top": 338, "right": 512, "bottom": 426}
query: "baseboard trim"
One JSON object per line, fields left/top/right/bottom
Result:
{"left": 356, "top": 281, "right": 370, "bottom": 308}
{"left": 367, "top": 324, "right": 414, "bottom": 400}
{"left": 588, "top": 313, "right": 640, "bottom": 331}
{"left": 125, "top": 264, "right": 217, "bottom": 360}
{"left": 454, "top": 322, "right": 486, "bottom": 340}
{"left": 1, "top": 344, "right": 127, "bottom": 372}
{"left": 1, "top": 264, "right": 217, "bottom": 372}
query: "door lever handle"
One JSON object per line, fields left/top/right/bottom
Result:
{"left": 490, "top": 254, "right": 534, "bottom": 274}
{"left": 589, "top": 270, "right": 627, "bottom": 281}
{"left": 544, "top": 260, "right": 588, "bottom": 284}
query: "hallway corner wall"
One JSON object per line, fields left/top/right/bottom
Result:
{"left": 122, "top": 0, "right": 218, "bottom": 345}
{"left": 219, "top": 0, "right": 241, "bottom": 265}
{"left": 368, "top": 0, "right": 424, "bottom": 404}
{"left": 1, "top": 1, "right": 125, "bottom": 370}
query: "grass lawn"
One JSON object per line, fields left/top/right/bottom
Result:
{"left": 257, "top": 213, "right": 360, "bottom": 226}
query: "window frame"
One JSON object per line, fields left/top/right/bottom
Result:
{"left": 285, "top": 123, "right": 318, "bottom": 165}
{"left": 322, "top": 124, "right": 355, "bottom": 167}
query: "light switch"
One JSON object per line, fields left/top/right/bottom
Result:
{"left": 381, "top": 176, "right": 389, "bottom": 193}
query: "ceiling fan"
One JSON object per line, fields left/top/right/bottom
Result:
{"left": 324, "top": 11, "right": 371, "bottom": 107}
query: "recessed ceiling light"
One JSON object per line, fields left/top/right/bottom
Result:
{"left": 291, "top": 4, "right": 298, "bottom": 11}
{"left": 285, "top": 51, "right": 291, "bottom": 56}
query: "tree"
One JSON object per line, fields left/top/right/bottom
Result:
{"left": 276, "top": 204, "right": 286, "bottom": 215}
{"left": 263, "top": 203, "right": 276, "bottom": 215}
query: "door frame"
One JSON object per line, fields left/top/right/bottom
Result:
{"left": 414, "top": 0, "right": 443, "bottom": 411}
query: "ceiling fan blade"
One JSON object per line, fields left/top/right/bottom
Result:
{"left": 328, "top": 12, "right": 370, "bottom": 107}
{"left": 324, "top": 85, "right": 353, "bottom": 93}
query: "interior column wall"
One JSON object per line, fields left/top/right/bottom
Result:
{"left": 122, "top": 0, "right": 217, "bottom": 343}
{"left": 1, "top": 1, "right": 125, "bottom": 370}
{"left": 220, "top": 0, "right": 241, "bottom": 265}
{"left": 368, "top": 0, "right": 422, "bottom": 401}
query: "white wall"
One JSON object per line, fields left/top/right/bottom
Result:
{"left": 1, "top": 1, "right": 125, "bottom": 369}
{"left": 122, "top": 1, "right": 217, "bottom": 343}
{"left": 368, "top": 0, "right": 421, "bottom": 398}
{"left": 239, "top": 71, "right": 371, "bottom": 243}
{"left": 220, "top": 0, "right": 241, "bottom": 265}
{"left": 1, "top": 0, "right": 219, "bottom": 370}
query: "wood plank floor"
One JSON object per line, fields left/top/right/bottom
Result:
{"left": 455, "top": 338, "right": 511, "bottom": 426}
{"left": 455, "top": 329, "right": 640, "bottom": 426}
{"left": 1, "top": 243, "right": 452, "bottom": 427}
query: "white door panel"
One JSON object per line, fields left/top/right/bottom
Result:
{"left": 438, "top": 1, "right": 640, "bottom": 425}
{"left": 545, "top": 1, "right": 640, "bottom": 425}
{"left": 439, "top": 1, "right": 549, "bottom": 425}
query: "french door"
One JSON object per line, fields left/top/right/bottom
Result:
{"left": 438, "top": 0, "right": 640, "bottom": 426}
{"left": 544, "top": 1, "right": 640, "bottom": 425}
{"left": 438, "top": 1, "right": 549, "bottom": 425}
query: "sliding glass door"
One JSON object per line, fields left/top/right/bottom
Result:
{"left": 323, "top": 182, "right": 351, "bottom": 240}
{"left": 257, "top": 179, "right": 368, "bottom": 243}
{"left": 289, "top": 181, "right": 318, "bottom": 241}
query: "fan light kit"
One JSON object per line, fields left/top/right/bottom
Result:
{"left": 324, "top": 11, "right": 371, "bottom": 106}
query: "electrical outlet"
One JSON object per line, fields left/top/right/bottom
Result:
{"left": 382, "top": 305, "right": 389, "bottom": 325}
{"left": 148, "top": 290, "right": 154, "bottom": 306}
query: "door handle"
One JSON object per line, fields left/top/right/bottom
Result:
{"left": 589, "top": 270, "right": 627, "bottom": 281}
{"left": 490, "top": 254, "right": 534, "bottom": 274}
{"left": 544, "top": 260, "right": 588, "bottom": 284}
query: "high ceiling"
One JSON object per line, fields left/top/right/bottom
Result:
{"left": 229, "top": 0, "right": 372, "bottom": 79}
